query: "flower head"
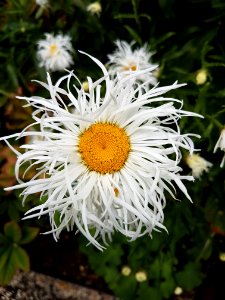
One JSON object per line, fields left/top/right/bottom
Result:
{"left": 135, "top": 271, "right": 147, "bottom": 282}
{"left": 196, "top": 69, "right": 208, "bottom": 85}
{"left": 87, "top": 2, "right": 102, "bottom": 16}
{"left": 37, "top": 33, "right": 74, "bottom": 72}
{"left": 107, "top": 40, "right": 158, "bottom": 85}
{"left": 82, "top": 81, "right": 89, "bottom": 92}
{"left": 219, "top": 252, "right": 225, "bottom": 262}
{"left": 36, "top": 0, "right": 49, "bottom": 7}
{"left": 174, "top": 287, "right": 183, "bottom": 295}
{"left": 2, "top": 52, "right": 201, "bottom": 250}
{"left": 214, "top": 128, "right": 225, "bottom": 167}
{"left": 121, "top": 266, "right": 132, "bottom": 276}
{"left": 185, "top": 153, "right": 212, "bottom": 178}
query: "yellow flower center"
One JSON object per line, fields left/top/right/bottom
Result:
{"left": 130, "top": 65, "right": 137, "bottom": 71}
{"left": 79, "top": 123, "right": 130, "bottom": 174}
{"left": 49, "top": 44, "right": 58, "bottom": 56}
{"left": 123, "top": 64, "right": 137, "bottom": 71}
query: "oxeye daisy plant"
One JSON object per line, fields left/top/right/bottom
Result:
{"left": 1, "top": 52, "right": 202, "bottom": 250}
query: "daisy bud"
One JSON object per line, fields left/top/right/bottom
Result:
{"left": 174, "top": 286, "right": 183, "bottom": 295}
{"left": 196, "top": 69, "right": 208, "bottom": 85}
{"left": 82, "top": 81, "right": 89, "bottom": 92}
{"left": 121, "top": 266, "right": 132, "bottom": 276}
{"left": 219, "top": 252, "right": 225, "bottom": 262}
{"left": 135, "top": 271, "right": 147, "bottom": 282}
{"left": 214, "top": 128, "right": 225, "bottom": 167}
{"left": 185, "top": 153, "right": 212, "bottom": 178}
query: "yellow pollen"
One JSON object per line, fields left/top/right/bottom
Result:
{"left": 114, "top": 188, "right": 119, "bottom": 197}
{"left": 130, "top": 65, "right": 137, "bottom": 71}
{"left": 123, "top": 64, "right": 137, "bottom": 71}
{"left": 79, "top": 123, "right": 130, "bottom": 174}
{"left": 49, "top": 44, "right": 58, "bottom": 56}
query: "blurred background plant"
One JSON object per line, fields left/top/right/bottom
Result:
{"left": 0, "top": 0, "right": 225, "bottom": 299}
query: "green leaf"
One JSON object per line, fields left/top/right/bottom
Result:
{"left": 8, "top": 203, "right": 20, "bottom": 222}
{"left": 138, "top": 283, "right": 161, "bottom": 300}
{"left": 12, "top": 246, "right": 30, "bottom": 271}
{"left": 0, "top": 243, "right": 30, "bottom": 285}
{"left": 114, "top": 13, "right": 137, "bottom": 19}
{"left": 161, "top": 260, "right": 172, "bottom": 279}
{"left": 115, "top": 276, "right": 137, "bottom": 299}
{"left": 151, "top": 32, "right": 176, "bottom": 48}
{"left": 4, "top": 221, "right": 22, "bottom": 243}
{"left": 20, "top": 227, "right": 39, "bottom": 245}
{"left": 160, "top": 278, "right": 176, "bottom": 299}
{"left": 114, "top": 13, "right": 151, "bottom": 21}
{"left": 0, "top": 245, "right": 10, "bottom": 267}
{"left": 0, "top": 233, "right": 7, "bottom": 245}
{"left": 6, "top": 64, "right": 19, "bottom": 89}
{"left": 175, "top": 263, "right": 204, "bottom": 290}
{"left": 0, "top": 246, "right": 17, "bottom": 285}
{"left": 124, "top": 25, "right": 142, "bottom": 45}
{"left": 149, "top": 258, "right": 161, "bottom": 279}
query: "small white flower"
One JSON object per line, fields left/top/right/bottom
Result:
{"left": 1, "top": 52, "right": 201, "bottom": 250}
{"left": 186, "top": 153, "right": 212, "bottom": 178}
{"left": 107, "top": 40, "right": 158, "bottom": 85}
{"left": 36, "top": 0, "right": 49, "bottom": 8}
{"left": 37, "top": 33, "right": 74, "bottom": 72}
{"left": 214, "top": 128, "right": 225, "bottom": 167}
{"left": 87, "top": 2, "right": 102, "bottom": 16}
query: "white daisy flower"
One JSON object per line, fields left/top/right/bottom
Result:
{"left": 37, "top": 33, "right": 74, "bottom": 72}
{"left": 1, "top": 52, "right": 201, "bottom": 250}
{"left": 214, "top": 128, "right": 225, "bottom": 167}
{"left": 87, "top": 2, "right": 102, "bottom": 16}
{"left": 185, "top": 153, "right": 212, "bottom": 178}
{"left": 36, "top": 0, "right": 49, "bottom": 9}
{"left": 107, "top": 40, "right": 158, "bottom": 85}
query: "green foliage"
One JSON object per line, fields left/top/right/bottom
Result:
{"left": 0, "top": 0, "right": 225, "bottom": 298}
{"left": 175, "top": 262, "right": 204, "bottom": 290}
{"left": 0, "top": 221, "right": 39, "bottom": 285}
{"left": 79, "top": 200, "right": 208, "bottom": 299}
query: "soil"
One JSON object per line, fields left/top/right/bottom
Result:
{"left": 24, "top": 231, "right": 111, "bottom": 295}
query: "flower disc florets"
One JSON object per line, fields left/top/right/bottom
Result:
{"left": 1, "top": 51, "right": 201, "bottom": 250}
{"left": 79, "top": 123, "right": 130, "bottom": 174}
